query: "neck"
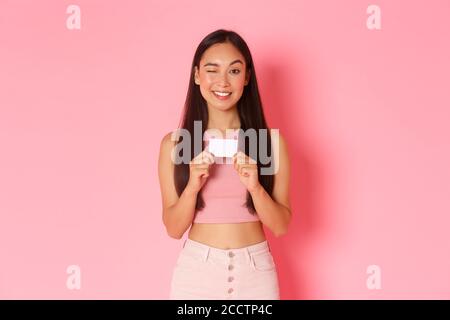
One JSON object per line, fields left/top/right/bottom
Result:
{"left": 206, "top": 105, "right": 241, "bottom": 132}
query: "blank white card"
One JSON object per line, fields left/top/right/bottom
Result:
{"left": 208, "top": 138, "right": 238, "bottom": 158}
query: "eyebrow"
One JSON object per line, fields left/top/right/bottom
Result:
{"left": 203, "top": 59, "right": 244, "bottom": 67}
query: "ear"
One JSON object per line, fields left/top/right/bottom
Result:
{"left": 244, "top": 68, "right": 251, "bottom": 86}
{"left": 194, "top": 66, "right": 200, "bottom": 85}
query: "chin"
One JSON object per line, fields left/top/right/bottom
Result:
{"left": 213, "top": 104, "right": 237, "bottom": 111}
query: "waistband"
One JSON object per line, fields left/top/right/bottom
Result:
{"left": 182, "top": 238, "right": 271, "bottom": 263}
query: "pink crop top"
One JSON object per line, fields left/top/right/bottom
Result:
{"left": 192, "top": 128, "right": 261, "bottom": 224}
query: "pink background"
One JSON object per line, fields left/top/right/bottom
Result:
{"left": 1, "top": 0, "right": 449, "bottom": 299}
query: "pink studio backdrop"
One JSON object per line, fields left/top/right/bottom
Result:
{"left": 1, "top": 0, "right": 449, "bottom": 299}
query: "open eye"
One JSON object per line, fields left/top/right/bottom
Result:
{"left": 230, "top": 69, "right": 241, "bottom": 74}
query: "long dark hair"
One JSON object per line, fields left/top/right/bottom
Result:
{"left": 173, "top": 29, "right": 274, "bottom": 215}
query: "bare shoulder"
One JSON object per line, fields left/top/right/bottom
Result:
{"left": 269, "top": 129, "right": 289, "bottom": 159}
{"left": 161, "top": 130, "right": 177, "bottom": 148}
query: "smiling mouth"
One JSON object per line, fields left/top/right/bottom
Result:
{"left": 213, "top": 91, "right": 232, "bottom": 98}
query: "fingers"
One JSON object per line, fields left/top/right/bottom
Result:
{"left": 232, "top": 151, "right": 257, "bottom": 165}
{"left": 239, "top": 165, "right": 251, "bottom": 175}
{"left": 232, "top": 151, "right": 258, "bottom": 174}
{"left": 240, "top": 166, "right": 252, "bottom": 177}
{"left": 203, "top": 151, "right": 215, "bottom": 164}
{"left": 190, "top": 165, "right": 210, "bottom": 176}
{"left": 191, "top": 150, "right": 215, "bottom": 165}
{"left": 197, "top": 167, "right": 210, "bottom": 177}
{"left": 232, "top": 152, "right": 244, "bottom": 171}
{"left": 192, "top": 163, "right": 211, "bottom": 170}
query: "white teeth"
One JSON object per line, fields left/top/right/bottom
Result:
{"left": 214, "top": 91, "right": 231, "bottom": 96}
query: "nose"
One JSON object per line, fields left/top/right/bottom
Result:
{"left": 216, "top": 71, "right": 230, "bottom": 87}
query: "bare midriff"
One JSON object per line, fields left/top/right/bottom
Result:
{"left": 187, "top": 221, "right": 267, "bottom": 249}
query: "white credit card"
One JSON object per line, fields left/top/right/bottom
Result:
{"left": 208, "top": 138, "right": 238, "bottom": 158}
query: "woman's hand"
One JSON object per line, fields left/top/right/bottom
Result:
{"left": 186, "top": 150, "right": 215, "bottom": 193}
{"left": 232, "top": 151, "right": 261, "bottom": 193}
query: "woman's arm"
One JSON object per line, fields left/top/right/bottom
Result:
{"left": 158, "top": 132, "right": 198, "bottom": 239}
{"left": 250, "top": 133, "right": 291, "bottom": 237}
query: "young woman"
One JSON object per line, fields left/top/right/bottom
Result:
{"left": 158, "top": 29, "right": 291, "bottom": 299}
